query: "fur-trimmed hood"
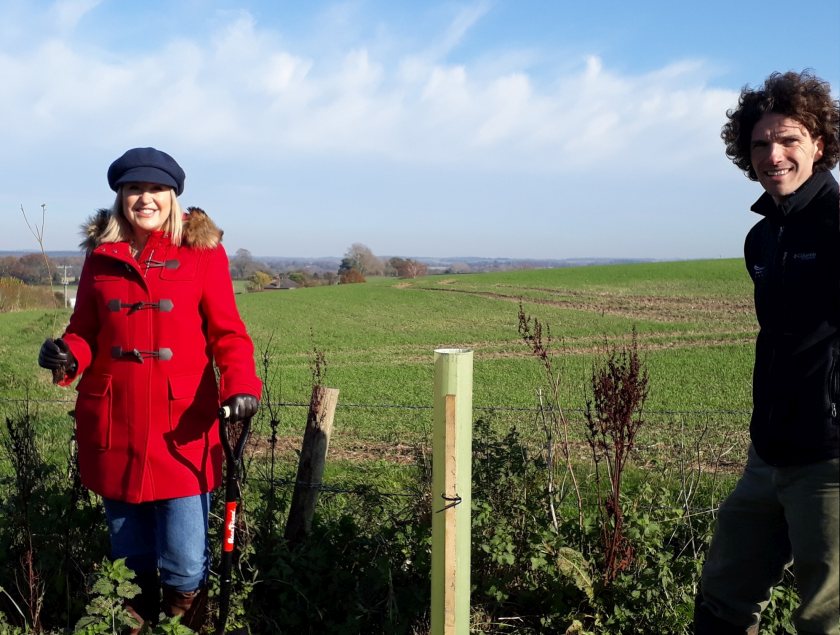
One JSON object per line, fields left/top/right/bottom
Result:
{"left": 79, "top": 206, "right": 223, "bottom": 253}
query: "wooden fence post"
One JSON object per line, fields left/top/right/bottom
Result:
{"left": 284, "top": 385, "right": 340, "bottom": 544}
{"left": 431, "top": 348, "right": 473, "bottom": 635}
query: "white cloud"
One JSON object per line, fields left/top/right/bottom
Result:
{"left": 0, "top": 3, "right": 737, "bottom": 175}
{"left": 424, "top": 1, "right": 490, "bottom": 62}
{"left": 261, "top": 52, "right": 313, "bottom": 94}
{"left": 48, "top": 0, "right": 103, "bottom": 33}
{"left": 474, "top": 73, "right": 531, "bottom": 146}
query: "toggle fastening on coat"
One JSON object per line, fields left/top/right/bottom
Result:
{"left": 58, "top": 207, "right": 262, "bottom": 503}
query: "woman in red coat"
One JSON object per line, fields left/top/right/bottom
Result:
{"left": 38, "top": 147, "right": 261, "bottom": 632}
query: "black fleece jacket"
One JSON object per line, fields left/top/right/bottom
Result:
{"left": 745, "top": 169, "right": 840, "bottom": 466}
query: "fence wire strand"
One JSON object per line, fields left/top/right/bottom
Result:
{"left": 1, "top": 396, "right": 749, "bottom": 519}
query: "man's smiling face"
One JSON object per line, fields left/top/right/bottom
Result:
{"left": 751, "top": 112, "right": 824, "bottom": 203}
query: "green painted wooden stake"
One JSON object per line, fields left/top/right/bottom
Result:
{"left": 431, "top": 348, "right": 473, "bottom": 635}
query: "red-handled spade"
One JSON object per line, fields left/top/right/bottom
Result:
{"left": 215, "top": 405, "right": 251, "bottom": 635}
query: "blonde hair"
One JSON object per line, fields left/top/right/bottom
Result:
{"left": 97, "top": 188, "right": 184, "bottom": 246}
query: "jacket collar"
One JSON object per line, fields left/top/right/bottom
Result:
{"left": 80, "top": 206, "right": 222, "bottom": 253}
{"left": 751, "top": 170, "right": 838, "bottom": 221}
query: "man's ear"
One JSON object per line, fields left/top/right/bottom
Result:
{"left": 813, "top": 135, "right": 824, "bottom": 161}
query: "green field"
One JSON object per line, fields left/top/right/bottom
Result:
{"left": 0, "top": 258, "right": 756, "bottom": 456}
{"left": 0, "top": 258, "right": 769, "bottom": 633}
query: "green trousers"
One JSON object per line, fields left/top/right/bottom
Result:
{"left": 699, "top": 445, "right": 839, "bottom": 634}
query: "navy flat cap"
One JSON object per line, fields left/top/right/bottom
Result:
{"left": 107, "top": 147, "right": 186, "bottom": 195}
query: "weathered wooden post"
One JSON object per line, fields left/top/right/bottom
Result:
{"left": 284, "top": 385, "right": 340, "bottom": 544}
{"left": 431, "top": 348, "right": 473, "bottom": 635}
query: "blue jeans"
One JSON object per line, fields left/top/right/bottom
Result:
{"left": 103, "top": 493, "right": 210, "bottom": 592}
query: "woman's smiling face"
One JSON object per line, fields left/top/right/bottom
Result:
{"left": 122, "top": 182, "right": 173, "bottom": 239}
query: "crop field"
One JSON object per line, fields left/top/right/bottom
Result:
{"left": 0, "top": 257, "right": 777, "bottom": 633}
{"left": 0, "top": 258, "right": 756, "bottom": 467}
{"left": 239, "top": 258, "right": 755, "bottom": 407}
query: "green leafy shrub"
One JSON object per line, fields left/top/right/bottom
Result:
{"left": 0, "top": 399, "right": 108, "bottom": 632}
{"left": 74, "top": 558, "right": 142, "bottom": 634}
{"left": 241, "top": 475, "right": 432, "bottom": 633}
{"left": 0, "top": 360, "right": 801, "bottom": 634}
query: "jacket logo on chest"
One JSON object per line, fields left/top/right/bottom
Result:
{"left": 753, "top": 264, "right": 767, "bottom": 280}
{"left": 791, "top": 252, "right": 817, "bottom": 261}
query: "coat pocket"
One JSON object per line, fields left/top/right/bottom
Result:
{"left": 167, "top": 373, "right": 216, "bottom": 447}
{"left": 75, "top": 373, "right": 112, "bottom": 450}
{"left": 169, "top": 373, "right": 202, "bottom": 425}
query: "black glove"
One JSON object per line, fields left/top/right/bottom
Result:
{"left": 38, "top": 338, "right": 77, "bottom": 374}
{"left": 222, "top": 394, "right": 259, "bottom": 421}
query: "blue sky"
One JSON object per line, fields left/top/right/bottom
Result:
{"left": 2, "top": 0, "right": 838, "bottom": 260}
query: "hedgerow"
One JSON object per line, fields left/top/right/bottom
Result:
{"left": 0, "top": 314, "right": 798, "bottom": 633}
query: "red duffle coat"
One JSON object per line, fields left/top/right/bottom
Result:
{"left": 59, "top": 207, "right": 262, "bottom": 503}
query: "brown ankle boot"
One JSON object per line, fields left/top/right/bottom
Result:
{"left": 162, "top": 584, "right": 208, "bottom": 633}
{"left": 125, "top": 570, "right": 160, "bottom": 634}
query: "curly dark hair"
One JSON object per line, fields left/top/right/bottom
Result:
{"left": 722, "top": 70, "right": 839, "bottom": 180}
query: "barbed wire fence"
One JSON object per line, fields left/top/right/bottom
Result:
{"left": 0, "top": 396, "right": 751, "bottom": 521}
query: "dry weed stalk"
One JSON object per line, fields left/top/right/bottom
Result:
{"left": 3, "top": 395, "right": 47, "bottom": 631}
{"left": 258, "top": 332, "right": 283, "bottom": 527}
{"left": 21, "top": 203, "right": 66, "bottom": 384}
{"left": 584, "top": 328, "right": 649, "bottom": 583}
{"left": 20, "top": 204, "right": 58, "bottom": 307}
{"left": 517, "top": 302, "right": 584, "bottom": 534}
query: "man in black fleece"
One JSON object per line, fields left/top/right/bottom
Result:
{"left": 694, "top": 71, "right": 840, "bottom": 635}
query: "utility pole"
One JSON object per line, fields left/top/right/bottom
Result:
{"left": 56, "top": 265, "right": 72, "bottom": 308}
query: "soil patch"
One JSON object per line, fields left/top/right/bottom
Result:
{"left": 247, "top": 433, "right": 420, "bottom": 465}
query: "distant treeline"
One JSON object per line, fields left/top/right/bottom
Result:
{"left": 1, "top": 247, "right": 659, "bottom": 291}
{"left": 232, "top": 244, "right": 434, "bottom": 289}
{"left": 0, "top": 253, "right": 83, "bottom": 285}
